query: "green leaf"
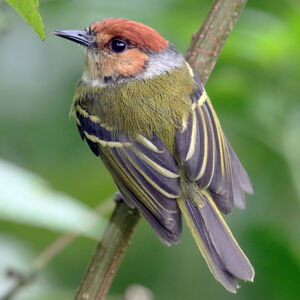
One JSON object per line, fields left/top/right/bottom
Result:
{"left": 5, "top": 0, "right": 45, "bottom": 40}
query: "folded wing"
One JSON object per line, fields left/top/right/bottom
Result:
{"left": 176, "top": 75, "right": 253, "bottom": 213}
{"left": 75, "top": 104, "right": 182, "bottom": 245}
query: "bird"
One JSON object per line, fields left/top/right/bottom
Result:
{"left": 54, "top": 18, "right": 254, "bottom": 292}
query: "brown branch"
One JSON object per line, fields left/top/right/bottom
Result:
{"left": 75, "top": 200, "right": 140, "bottom": 300}
{"left": 0, "top": 199, "right": 114, "bottom": 300}
{"left": 186, "top": 0, "right": 248, "bottom": 84}
{"left": 75, "top": 1, "right": 248, "bottom": 299}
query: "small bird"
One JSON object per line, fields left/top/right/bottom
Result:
{"left": 54, "top": 18, "right": 254, "bottom": 292}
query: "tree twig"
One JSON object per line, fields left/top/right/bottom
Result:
{"left": 1, "top": 269, "right": 36, "bottom": 300}
{"left": 33, "top": 199, "right": 114, "bottom": 271}
{"left": 74, "top": 1, "right": 248, "bottom": 299}
{"left": 186, "top": 0, "right": 248, "bottom": 84}
{"left": 0, "top": 199, "right": 114, "bottom": 300}
{"left": 75, "top": 201, "right": 140, "bottom": 300}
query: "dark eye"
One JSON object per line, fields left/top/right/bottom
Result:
{"left": 110, "top": 39, "right": 127, "bottom": 53}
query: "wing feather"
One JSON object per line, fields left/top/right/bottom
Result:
{"left": 176, "top": 78, "right": 252, "bottom": 213}
{"left": 75, "top": 104, "right": 182, "bottom": 245}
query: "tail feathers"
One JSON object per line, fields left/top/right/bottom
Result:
{"left": 227, "top": 142, "right": 253, "bottom": 194}
{"left": 178, "top": 188, "right": 254, "bottom": 293}
{"left": 227, "top": 141, "right": 253, "bottom": 209}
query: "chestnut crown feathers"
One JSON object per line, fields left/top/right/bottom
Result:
{"left": 54, "top": 18, "right": 183, "bottom": 81}
{"left": 90, "top": 18, "right": 168, "bottom": 53}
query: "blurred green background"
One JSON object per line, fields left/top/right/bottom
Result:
{"left": 1, "top": 0, "right": 300, "bottom": 299}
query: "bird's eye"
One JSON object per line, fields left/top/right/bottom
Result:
{"left": 110, "top": 39, "right": 127, "bottom": 53}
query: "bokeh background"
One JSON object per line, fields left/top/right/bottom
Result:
{"left": 1, "top": 0, "right": 300, "bottom": 299}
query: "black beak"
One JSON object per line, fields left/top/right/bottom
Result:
{"left": 53, "top": 30, "right": 94, "bottom": 47}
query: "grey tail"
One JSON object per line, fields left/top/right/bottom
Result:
{"left": 178, "top": 185, "right": 254, "bottom": 293}
{"left": 227, "top": 141, "right": 254, "bottom": 209}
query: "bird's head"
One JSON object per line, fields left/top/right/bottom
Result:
{"left": 54, "top": 18, "right": 184, "bottom": 84}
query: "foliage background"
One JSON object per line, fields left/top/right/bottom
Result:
{"left": 0, "top": 0, "right": 300, "bottom": 299}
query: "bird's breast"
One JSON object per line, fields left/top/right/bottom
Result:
{"left": 72, "top": 65, "right": 195, "bottom": 151}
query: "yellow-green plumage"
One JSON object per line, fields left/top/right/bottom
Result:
{"left": 72, "top": 62, "right": 254, "bottom": 293}
{"left": 54, "top": 18, "right": 254, "bottom": 294}
{"left": 72, "top": 64, "right": 194, "bottom": 152}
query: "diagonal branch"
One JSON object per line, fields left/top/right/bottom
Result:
{"left": 187, "top": 0, "right": 248, "bottom": 85}
{"left": 0, "top": 199, "right": 114, "bottom": 300}
{"left": 75, "top": 1, "right": 248, "bottom": 299}
{"left": 75, "top": 199, "right": 140, "bottom": 300}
